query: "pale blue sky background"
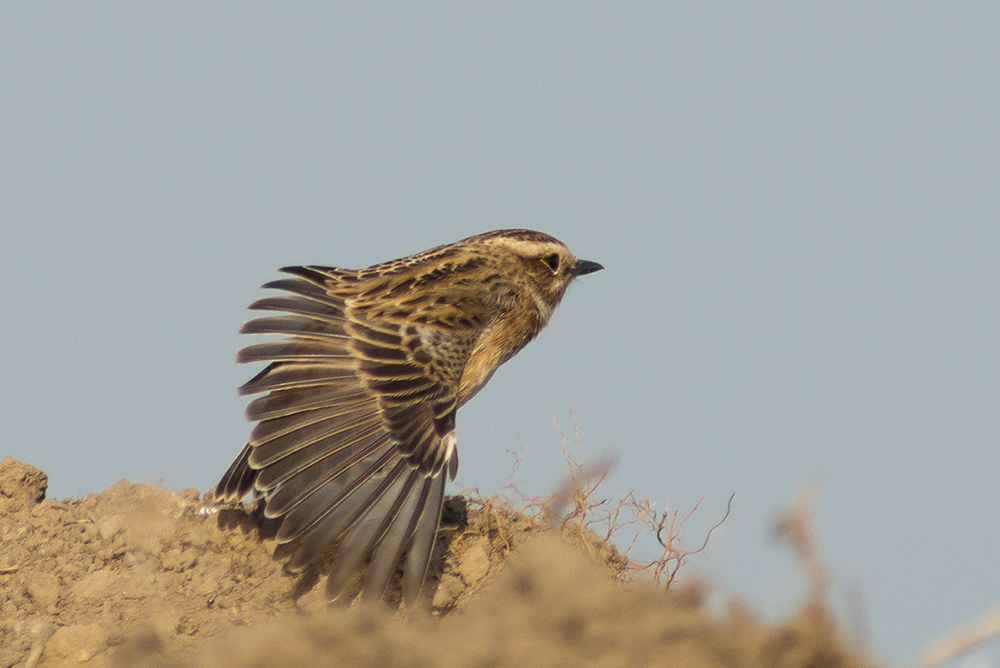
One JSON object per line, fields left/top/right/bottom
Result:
{"left": 3, "top": 3, "right": 998, "bottom": 665}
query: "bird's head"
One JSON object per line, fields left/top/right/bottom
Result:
{"left": 480, "top": 229, "right": 603, "bottom": 320}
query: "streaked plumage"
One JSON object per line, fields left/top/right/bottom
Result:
{"left": 209, "top": 229, "right": 602, "bottom": 605}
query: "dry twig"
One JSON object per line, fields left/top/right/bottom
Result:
{"left": 918, "top": 607, "right": 1000, "bottom": 667}
{"left": 773, "top": 478, "right": 829, "bottom": 603}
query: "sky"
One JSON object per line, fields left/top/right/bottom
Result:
{"left": 2, "top": 3, "right": 998, "bottom": 665}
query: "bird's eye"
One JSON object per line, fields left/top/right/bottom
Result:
{"left": 541, "top": 253, "right": 560, "bottom": 273}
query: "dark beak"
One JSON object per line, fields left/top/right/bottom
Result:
{"left": 573, "top": 259, "right": 604, "bottom": 276}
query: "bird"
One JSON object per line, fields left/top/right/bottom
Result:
{"left": 208, "top": 229, "right": 602, "bottom": 606}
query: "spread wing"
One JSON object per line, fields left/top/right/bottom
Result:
{"left": 210, "top": 266, "right": 472, "bottom": 604}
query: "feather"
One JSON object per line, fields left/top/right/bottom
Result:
{"left": 239, "top": 315, "right": 350, "bottom": 340}
{"left": 261, "top": 431, "right": 392, "bottom": 520}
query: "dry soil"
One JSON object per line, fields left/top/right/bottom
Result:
{"left": 0, "top": 456, "right": 878, "bottom": 668}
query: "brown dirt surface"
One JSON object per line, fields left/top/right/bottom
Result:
{"left": 0, "top": 456, "right": 880, "bottom": 668}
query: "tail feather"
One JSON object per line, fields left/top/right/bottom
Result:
{"left": 208, "top": 442, "right": 257, "bottom": 503}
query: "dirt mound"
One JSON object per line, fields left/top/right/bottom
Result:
{"left": 0, "top": 457, "right": 877, "bottom": 668}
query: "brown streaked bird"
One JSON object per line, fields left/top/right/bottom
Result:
{"left": 208, "top": 229, "right": 602, "bottom": 605}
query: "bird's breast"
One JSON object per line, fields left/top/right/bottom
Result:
{"left": 457, "top": 309, "right": 542, "bottom": 405}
